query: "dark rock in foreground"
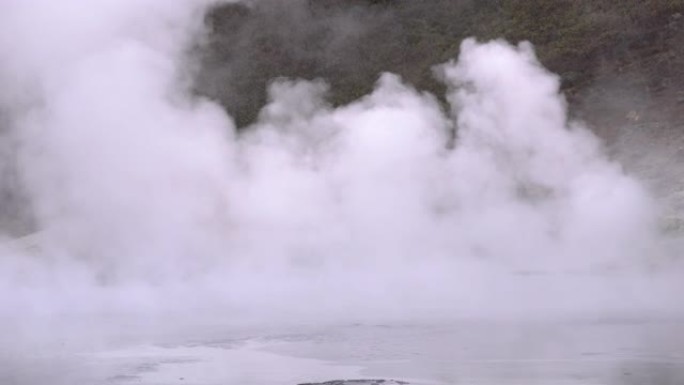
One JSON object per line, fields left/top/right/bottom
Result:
{"left": 299, "top": 380, "right": 410, "bottom": 385}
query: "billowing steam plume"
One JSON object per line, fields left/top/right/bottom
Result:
{"left": 0, "top": 0, "right": 680, "bottom": 357}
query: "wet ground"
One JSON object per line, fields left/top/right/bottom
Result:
{"left": 8, "top": 319, "right": 683, "bottom": 385}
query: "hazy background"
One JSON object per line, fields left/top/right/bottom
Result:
{"left": 0, "top": 0, "right": 684, "bottom": 383}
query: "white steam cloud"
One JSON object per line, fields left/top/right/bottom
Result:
{"left": 0, "top": 0, "right": 681, "bottom": 366}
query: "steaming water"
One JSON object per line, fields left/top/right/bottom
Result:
{"left": 1, "top": 0, "right": 683, "bottom": 384}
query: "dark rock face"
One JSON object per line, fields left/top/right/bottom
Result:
{"left": 299, "top": 380, "right": 410, "bottom": 385}
{"left": 198, "top": 1, "right": 407, "bottom": 128}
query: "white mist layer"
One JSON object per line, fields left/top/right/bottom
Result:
{"left": 0, "top": 0, "right": 681, "bottom": 351}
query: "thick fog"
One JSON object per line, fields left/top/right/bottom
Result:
{"left": 0, "top": 0, "right": 682, "bottom": 372}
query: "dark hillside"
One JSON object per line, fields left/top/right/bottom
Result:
{"left": 197, "top": 0, "right": 684, "bottom": 129}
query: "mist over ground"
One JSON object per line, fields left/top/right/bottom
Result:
{"left": 1, "top": 0, "right": 684, "bottom": 383}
